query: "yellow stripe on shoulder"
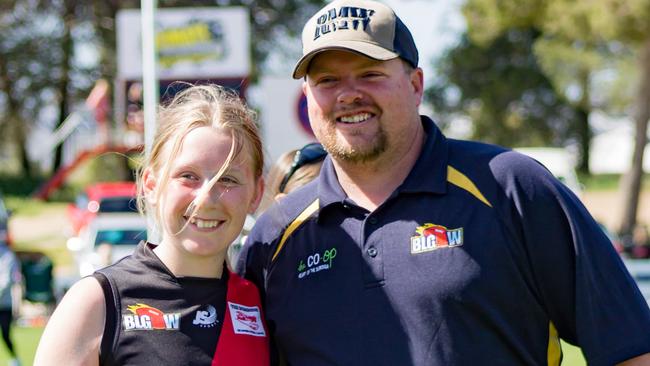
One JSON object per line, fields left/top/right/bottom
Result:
{"left": 271, "top": 199, "right": 320, "bottom": 262}
{"left": 547, "top": 321, "right": 561, "bottom": 366}
{"left": 447, "top": 166, "right": 492, "bottom": 208}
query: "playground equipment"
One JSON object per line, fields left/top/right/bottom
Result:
{"left": 32, "top": 80, "right": 143, "bottom": 200}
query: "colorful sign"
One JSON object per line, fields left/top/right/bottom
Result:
{"left": 116, "top": 7, "right": 250, "bottom": 79}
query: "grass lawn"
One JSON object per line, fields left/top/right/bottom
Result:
{"left": 0, "top": 325, "right": 44, "bottom": 365}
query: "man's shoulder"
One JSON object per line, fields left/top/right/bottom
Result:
{"left": 447, "top": 139, "right": 553, "bottom": 182}
{"left": 253, "top": 181, "right": 320, "bottom": 241}
{"left": 444, "top": 139, "right": 568, "bottom": 209}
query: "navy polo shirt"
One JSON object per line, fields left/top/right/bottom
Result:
{"left": 239, "top": 116, "right": 650, "bottom": 366}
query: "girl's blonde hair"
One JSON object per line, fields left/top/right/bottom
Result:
{"left": 136, "top": 83, "right": 263, "bottom": 232}
{"left": 258, "top": 148, "right": 323, "bottom": 213}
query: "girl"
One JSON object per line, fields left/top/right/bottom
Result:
{"left": 34, "top": 84, "right": 269, "bottom": 365}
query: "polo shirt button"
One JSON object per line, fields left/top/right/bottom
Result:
{"left": 367, "top": 246, "right": 378, "bottom": 257}
{"left": 368, "top": 217, "right": 378, "bottom": 225}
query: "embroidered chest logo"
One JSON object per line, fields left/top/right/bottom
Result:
{"left": 123, "top": 303, "right": 180, "bottom": 331}
{"left": 193, "top": 305, "right": 218, "bottom": 328}
{"left": 410, "top": 224, "right": 464, "bottom": 254}
{"left": 297, "top": 247, "right": 337, "bottom": 279}
{"left": 228, "top": 302, "right": 266, "bottom": 337}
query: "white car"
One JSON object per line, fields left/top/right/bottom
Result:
{"left": 67, "top": 213, "right": 147, "bottom": 277}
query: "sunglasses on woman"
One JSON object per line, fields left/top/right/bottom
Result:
{"left": 278, "top": 142, "right": 327, "bottom": 193}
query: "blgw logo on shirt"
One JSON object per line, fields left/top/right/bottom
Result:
{"left": 410, "top": 223, "right": 463, "bottom": 254}
{"left": 123, "top": 303, "right": 180, "bottom": 331}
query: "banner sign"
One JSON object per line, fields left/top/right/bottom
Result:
{"left": 116, "top": 7, "right": 250, "bottom": 80}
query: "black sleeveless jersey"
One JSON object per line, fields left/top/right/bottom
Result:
{"left": 94, "top": 242, "right": 227, "bottom": 366}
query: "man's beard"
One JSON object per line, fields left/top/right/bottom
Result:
{"left": 321, "top": 127, "right": 387, "bottom": 164}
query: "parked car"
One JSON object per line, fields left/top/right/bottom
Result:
{"left": 515, "top": 147, "right": 583, "bottom": 197}
{"left": 67, "top": 181, "right": 138, "bottom": 235}
{"left": 0, "top": 191, "right": 12, "bottom": 246}
{"left": 67, "top": 213, "right": 147, "bottom": 277}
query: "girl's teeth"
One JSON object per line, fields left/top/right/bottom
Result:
{"left": 196, "top": 218, "right": 218, "bottom": 228}
{"left": 185, "top": 216, "right": 219, "bottom": 228}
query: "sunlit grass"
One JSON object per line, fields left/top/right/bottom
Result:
{"left": 0, "top": 325, "right": 44, "bottom": 365}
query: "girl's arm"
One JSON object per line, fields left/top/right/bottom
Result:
{"left": 34, "top": 276, "right": 105, "bottom": 366}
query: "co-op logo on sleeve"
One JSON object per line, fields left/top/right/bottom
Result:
{"left": 410, "top": 224, "right": 464, "bottom": 254}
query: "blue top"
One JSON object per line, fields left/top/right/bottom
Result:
{"left": 239, "top": 116, "right": 650, "bottom": 366}
{"left": 0, "top": 243, "right": 20, "bottom": 310}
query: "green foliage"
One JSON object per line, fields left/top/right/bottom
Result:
{"left": 578, "top": 173, "right": 650, "bottom": 191}
{"left": 0, "top": 175, "right": 46, "bottom": 197}
{"left": 0, "top": 0, "right": 328, "bottom": 178}
{"left": 597, "top": 0, "right": 650, "bottom": 43}
{"left": 4, "top": 197, "right": 66, "bottom": 217}
{"left": 83, "top": 0, "right": 328, "bottom": 82}
{"left": 463, "top": 0, "right": 546, "bottom": 46}
{"left": 578, "top": 173, "right": 621, "bottom": 191}
{"left": 48, "top": 151, "right": 139, "bottom": 201}
{"left": 427, "top": 28, "right": 580, "bottom": 147}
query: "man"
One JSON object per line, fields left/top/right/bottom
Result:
{"left": 238, "top": 0, "right": 650, "bottom": 364}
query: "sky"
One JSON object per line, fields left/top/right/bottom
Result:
{"left": 383, "top": 0, "right": 466, "bottom": 83}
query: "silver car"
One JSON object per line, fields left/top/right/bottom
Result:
{"left": 67, "top": 213, "right": 147, "bottom": 277}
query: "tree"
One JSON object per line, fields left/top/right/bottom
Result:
{"left": 0, "top": 1, "right": 68, "bottom": 177}
{"left": 426, "top": 28, "right": 580, "bottom": 148}
{"left": 462, "top": 0, "right": 650, "bottom": 238}
{"left": 462, "top": 0, "right": 626, "bottom": 175}
{"left": 590, "top": 0, "right": 650, "bottom": 238}
{"left": 85, "top": 0, "right": 327, "bottom": 83}
{"left": 0, "top": 0, "right": 327, "bottom": 179}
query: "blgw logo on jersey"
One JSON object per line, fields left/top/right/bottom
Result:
{"left": 410, "top": 224, "right": 463, "bottom": 254}
{"left": 123, "top": 303, "right": 180, "bottom": 331}
{"left": 228, "top": 302, "right": 266, "bottom": 337}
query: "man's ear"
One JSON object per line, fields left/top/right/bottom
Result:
{"left": 142, "top": 168, "right": 158, "bottom": 205}
{"left": 410, "top": 67, "right": 424, "bottom": 107}
{"left": 248, "top": 177, "right": 265, "bottom": 214}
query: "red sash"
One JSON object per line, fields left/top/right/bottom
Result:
{"left": 211, "top": 271, "right": 270, "bottom": 366}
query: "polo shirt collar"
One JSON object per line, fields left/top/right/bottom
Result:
{"left": 400, "top": 116, "right": 449, "bottom": 194}
{"left": 315, "top": 116, "right": 449, "bottom": 212}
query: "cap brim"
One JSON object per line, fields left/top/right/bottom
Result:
{"left": 292, "top": 41, "right": 400, "bottom": 79}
